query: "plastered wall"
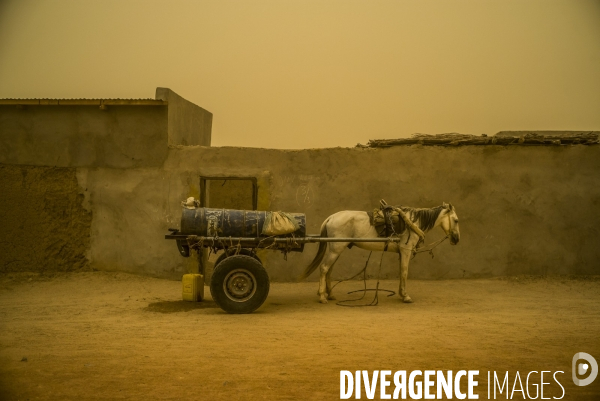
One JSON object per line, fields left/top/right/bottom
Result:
{"left": 0, "top": 105, "right": 169, "bottom": 168}
{"left": 1, "top": 90, "right": 598, "bottom": 280}
{"left": 156, "top": 88, "right": 212, "bottom": 147}
{"left": 79, "top": 144, "right": 600, "bottom": 280}
{"left": 0, "top": 88, "right": 211, "bottom": 277}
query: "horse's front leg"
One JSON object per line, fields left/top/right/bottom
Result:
{"left": 399, "top": 250, "right": 413, "bottom": 303}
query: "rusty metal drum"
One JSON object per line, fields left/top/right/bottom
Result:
{"left": 179, "top": 207, "right": 306, "bottom": 252}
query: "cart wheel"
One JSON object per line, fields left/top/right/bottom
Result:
{"left": 214, "top": 248, "right": 261, "bottom": 267}
{"left": 210, "top": 255, "right": 270, "bottom": 314}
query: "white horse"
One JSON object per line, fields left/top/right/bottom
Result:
{"left": 300, "top": 203, "right": 460, "bottom": 304}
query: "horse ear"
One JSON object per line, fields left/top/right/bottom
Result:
{"left": 442, "top": 202, "right": 449, "bottom": 209}
{"left": 449, "top": 203, "right": 454, "bottom": 211}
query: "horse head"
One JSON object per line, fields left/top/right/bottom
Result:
{"left": 441, "top": 202, "right": 460, "bottom": 245}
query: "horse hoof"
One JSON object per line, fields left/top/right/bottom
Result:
{"left": 319, "top": 298, "right": 328, "bottom": 304}
{"left": 327, "top": 295, "right": 336, "bottom": 300}
{"left": 402, "top": 296, "right": 413, "bottom": 303}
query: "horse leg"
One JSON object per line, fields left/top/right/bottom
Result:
{"left": 318, "top": 249, "right": 343, "bottom": 304}
{"left": 399, "top": 251, "right": 413, "bottom": 303}
{"left": 325, "top": 268, "right": 336, "bottom": 300}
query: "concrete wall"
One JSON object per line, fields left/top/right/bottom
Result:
{"left": 156, "top": 88, "right": 212, "bottom": 147}
{"left": 0, "top": 89, "right": 209, "bottom": 277}
{"left": 1, "top": 89, "right": 598, "bottom": 280}
{"left": 83, "top": 144, "right": 600, "bottom": 280}
{"left": 0, "top": 105, "right": 169, "bottom": 168}
{"left": 0, "top": 88, "right": 212, "bottom": 168}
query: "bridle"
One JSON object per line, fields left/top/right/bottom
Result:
{"left": 410, "top": 207, "right": 454, "bottom": 258}
{"left": 444, "top": 209, "right": 455, "bottom": 237}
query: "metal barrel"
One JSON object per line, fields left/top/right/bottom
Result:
{"left": 180, "top": 207, "right": 306, "bottom": 252}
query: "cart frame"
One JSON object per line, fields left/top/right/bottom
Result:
{"left": 165, "top": 230, "right": 406, "bottom": 314}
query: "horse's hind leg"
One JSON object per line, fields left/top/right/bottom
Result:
{"left": 325, "top": 268, "right": 336, "bottom": 300}
{"left": 318, "top": 248, "right": 344, "bottom": 304}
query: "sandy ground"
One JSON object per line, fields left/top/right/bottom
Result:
{"left": 1, "top": 272, "right": 599, "bottom": 401}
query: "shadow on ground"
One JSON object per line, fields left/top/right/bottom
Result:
{"left": 144, "top": 300, "right": 218, "bottom": 313}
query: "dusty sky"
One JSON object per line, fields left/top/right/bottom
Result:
{"left": 1, "top": 0, "right": 599, "bottom": 149}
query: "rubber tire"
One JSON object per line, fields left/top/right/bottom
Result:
{"left": 214, "top": 249, "right": 261, "bottom": 268}
{"left": 210, "top": 255, "right": 270, "bottom": 314}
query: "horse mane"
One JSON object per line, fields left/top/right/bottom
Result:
{"left": 395, "top": 205, "right": 446, "bottom": 232}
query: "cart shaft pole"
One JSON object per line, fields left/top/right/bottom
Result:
{"left": 165, "top": 235, "right": 405, "bottom": 243}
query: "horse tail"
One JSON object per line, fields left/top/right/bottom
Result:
{"left": 299, "top": 218, "right": 329, "bottom": 280}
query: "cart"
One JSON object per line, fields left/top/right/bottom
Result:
{"left": 165, "top": 206, "right": 406, "bottom": 314}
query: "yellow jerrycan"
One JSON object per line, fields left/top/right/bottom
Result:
{"left": 182, "top": 274, "right": 204, "bottom": 301}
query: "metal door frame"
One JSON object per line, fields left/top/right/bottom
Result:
{"left": 199, "top": 176, "right": 258, "bottom": 210}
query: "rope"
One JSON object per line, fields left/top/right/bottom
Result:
{"left": 331, "top": 224, "right": 450, "bottom": 307}
{"left": 411, "top": 235, "right": 449, "bottom": 259}
{"left": 334, "top": 243, "right": 396, "bottom": 307}
{"left": 257, "top": 235, "right": 278, "bottom": 250}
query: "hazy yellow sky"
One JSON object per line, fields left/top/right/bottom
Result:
{"left": 1, "top": 0, "right": 599, "bottom": 148}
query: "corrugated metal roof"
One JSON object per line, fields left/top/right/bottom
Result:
{"left": 0, "top": 98, "right": 167, "bottom": 106}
